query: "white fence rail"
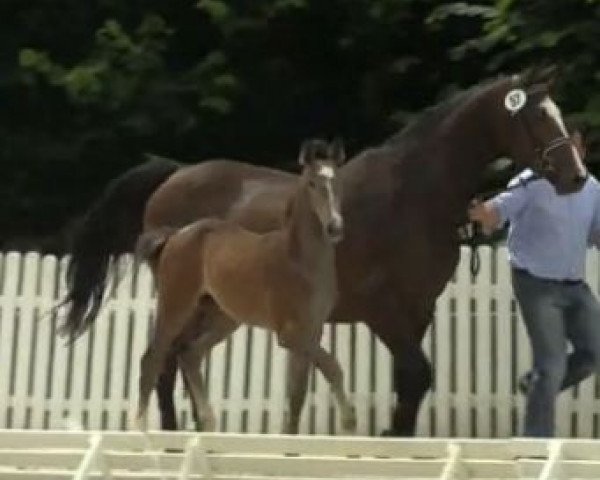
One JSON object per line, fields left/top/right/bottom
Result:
{"left": 1, "top": 430, "right": 600, "bottom": 479}
{"left": 1, "top": 248, "right": 600, "bottom": 437}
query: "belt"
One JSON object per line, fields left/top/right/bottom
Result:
{"left": 512, "top": 266, "right": 583, "bottom": 286}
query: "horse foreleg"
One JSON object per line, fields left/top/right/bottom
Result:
{"left": 386, "top": 341, "right": 432, "bottom": 436}
{"left": 310, "top": 345, "right": 356, "bottom": 433}
{"left": 283, "top": 352, "right": 311, "bottom": 434}
{"left": 366, "top": 304, "right": 432, "bottom": 437}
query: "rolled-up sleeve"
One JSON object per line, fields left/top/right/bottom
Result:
{"left": 489, "top": 180, "right": 529, "bottom": 224}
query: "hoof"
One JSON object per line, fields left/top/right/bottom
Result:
{"left": 380, "top": 428, "right": 414, "bottom": 437}
{"left": 281, "top": 424, "right": 300, "bottom": 435}
{"left": 281, "top": 412, "right": 300, "bottom": 435}
{"left": 201, "top": 413, "right": 217, "bottom": 432}
{"left": 134, "top": 414, "right": 148, "bottom": 432}
{"left": 341, "top": 407, "right": 357, "bottom": 433}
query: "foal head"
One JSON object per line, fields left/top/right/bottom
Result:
{"left": 297, "top": 138, "right": 345, "bottom": 243}
{"left": 494, "top": 67, "right": 587, "bottom": 194}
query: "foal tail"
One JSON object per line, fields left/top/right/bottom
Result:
{"left": 59, "top": 156, "right": 180, "bottom": 340}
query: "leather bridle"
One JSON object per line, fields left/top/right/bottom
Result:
{"left": 511, "top": 88, "right": 576, "bottom": 176}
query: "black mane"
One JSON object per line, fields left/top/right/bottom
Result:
{"left": 385, "top": 76, "right": 504, "bottom": 148}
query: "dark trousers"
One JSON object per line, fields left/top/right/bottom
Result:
{"left": 512, "top": 267, "right": 600, "bottom": 437}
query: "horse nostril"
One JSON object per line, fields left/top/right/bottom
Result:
{"left": 574, "top": 174, "right": 587, "bottom": 186}
{"left": 326, "top": 222, "right": 344, "bottom": 240}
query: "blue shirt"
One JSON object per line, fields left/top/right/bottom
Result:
{"left": 491, "top": 169, "right": 600, "bottom": 281}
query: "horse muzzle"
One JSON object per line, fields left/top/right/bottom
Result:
{"left": 326, "top": 220, "right": 344, "bottom": 243}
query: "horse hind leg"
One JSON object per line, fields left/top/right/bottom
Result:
{"left": 156, "top": 353, "right": 178, "bottom": 430}
{"left": 177, "top": 344, "right": 216, "bottom": 432}
{"left": 136, "top": 335, "right": 173, "bottom": 430}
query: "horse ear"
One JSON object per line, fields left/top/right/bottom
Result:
{"left": 522, "top": 64, "right": 557, "bottom": 90}
{"left": 329, "top": 137, "right": 346, "bottom": 166}
{"left": 299, "top": 140, "right": 319, "bottom": 167}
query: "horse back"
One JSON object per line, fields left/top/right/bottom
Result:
{"left": 144, "top": 159, "right": 296, "bottom": 232}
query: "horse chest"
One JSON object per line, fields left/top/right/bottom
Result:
{"left": 267, "top": 256, "right": 337, "bottom": 324}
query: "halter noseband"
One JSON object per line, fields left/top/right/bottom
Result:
{"left": 538, "top": 136, "right": 574, "bottom": 168}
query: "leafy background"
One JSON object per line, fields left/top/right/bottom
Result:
{"left": 1, "top": 0, "right": 598, "bottom": 251}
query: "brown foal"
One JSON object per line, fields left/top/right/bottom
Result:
{"left": 135, "top": 138, "right": 356, "bottom": 433}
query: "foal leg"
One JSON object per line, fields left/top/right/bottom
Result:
{"left": 156, "top": 351, "right": 205, "bottom": 430}
{"left": 137, "top": 245, "right": 203, "bottom": 430}
{"left": 283, "top": 352, "right": 311, "bottom": 434}
{"left": 310, "top": 345, "right": 356, "bottom": 433}
{"left": 177, "top": 344, "right": 215, "bottom": 431}
{"left": 177, "top": 310, "right": 238, "bottom": 432}
{"left": 156, "top": 302, "right": 223, "bottom": 430}
{"left": 279, "top": 319, "right": 354, "bottom": 434}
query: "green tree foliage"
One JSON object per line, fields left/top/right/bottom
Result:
{"left": 435, "top": 0, "right": 600, "bottom": 163}
{"left": 0, "top": 0, "right": 598, "bottom": 250}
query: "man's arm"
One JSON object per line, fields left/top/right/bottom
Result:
{"left": 468, "top": 200, "right": 502, "bottom": 235}
{"left": 468, "top": 182, "right": 530, "bottom": 234}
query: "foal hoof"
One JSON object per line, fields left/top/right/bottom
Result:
{"left": 281, "top": 423, "right": 300, "bottom": 435}
{"left": 201, "top": 414, "right": 217, "bottom": 432}
{"left": 341, "top": 408, "right": 357, "bottom": 434}
{"left": 133, "top": 414, "right": 148, "bottom": 432}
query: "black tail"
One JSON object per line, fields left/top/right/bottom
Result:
{"left": 59, "top": 156, "right": 180, "bottom": 339}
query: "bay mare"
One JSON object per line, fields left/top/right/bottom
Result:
{"left": 61, "top": 70, "right": 586, "bottom": 435}
{"left": 134, "top": 139, "right": 356, "bottom": 434}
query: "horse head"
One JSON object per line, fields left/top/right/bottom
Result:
{"left": 494, "top": 66, "right": 587, "bottom": 194}
{"left": 298, "top": 138, "right": 346, "bottom": 243}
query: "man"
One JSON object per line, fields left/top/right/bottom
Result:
{"left": 468, "top": 133, "right": 600, "bottom": 437}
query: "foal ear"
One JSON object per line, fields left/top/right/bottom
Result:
{"left": 329, "top": 137, "right": 346, "bottom": 166}
{"left": 298, "top": 140, "right": 313, "bottom": 167}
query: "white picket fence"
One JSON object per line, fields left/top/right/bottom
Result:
{"left": 1, "top": 430, "right": 600, "bottom": 479}
{"left": 1, "top": 247, "right": 600, "bottom": 438}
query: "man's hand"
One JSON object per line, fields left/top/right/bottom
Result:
{"left": 468, "top": 199, "right": 502, "bottom": 235}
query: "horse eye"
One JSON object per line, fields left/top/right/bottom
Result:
{"left": 536, "top": 107, "right": 548, "bottom": 119}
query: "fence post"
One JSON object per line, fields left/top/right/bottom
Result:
{"left": 538, "top": 439, "right": 564, "bottom": 480}
{"left": 439, "top": 442, "right": 466, "bottom": 480}
{"left": 74, "top": 433, "right": 111, "bottom": 480}
{"left": 179, "top": 434, "right": 212, "bottom": 480}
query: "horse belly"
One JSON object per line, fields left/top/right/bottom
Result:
{"left": 203, "top": 234, "right": 275, "bottom": 329}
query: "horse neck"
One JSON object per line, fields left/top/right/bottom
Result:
{"left": 284, "top": 185, "right": 333, "bottom": 268}
{"left": 425, "top": 82, "right": 509, "bottom": 218}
